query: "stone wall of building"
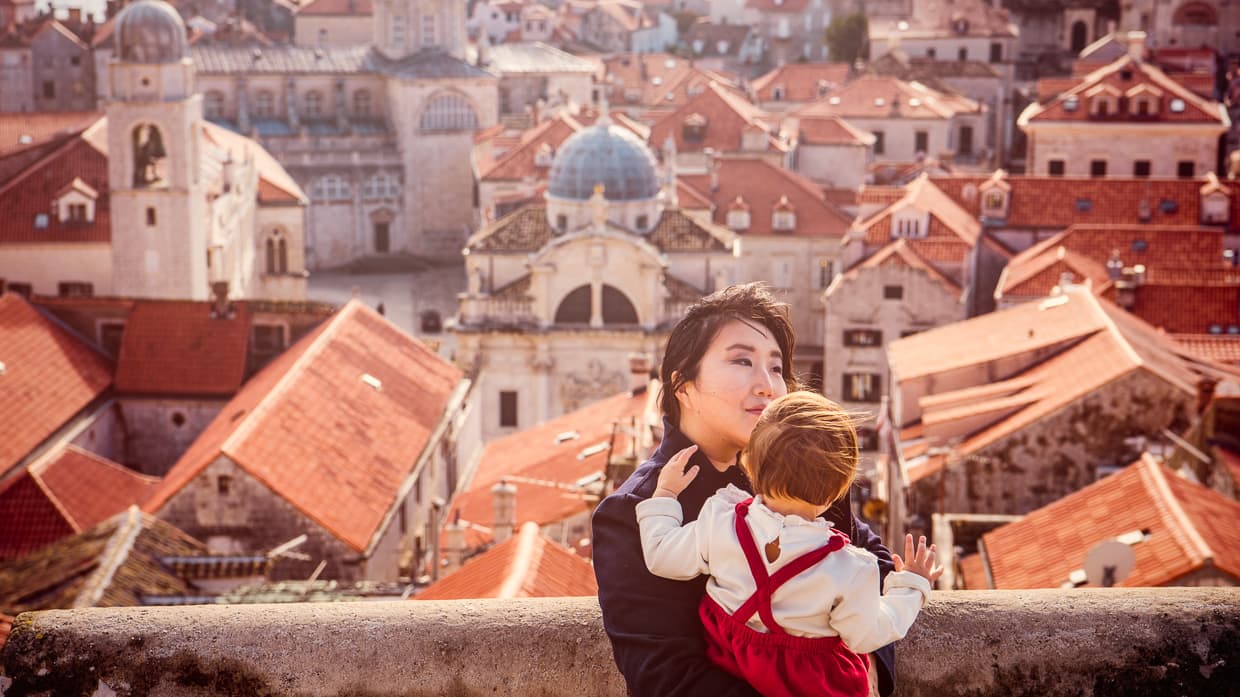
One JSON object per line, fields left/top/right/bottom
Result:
{"left": 114, "top": 399, "right": 227, "bottom": 477}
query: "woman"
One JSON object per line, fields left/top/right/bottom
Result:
{"left": 592, "top": 283, "right": 897, "bottom": 697}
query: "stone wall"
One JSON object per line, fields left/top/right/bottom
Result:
{"left": 3, "top": 589, "right": 1237, "bottom": 696}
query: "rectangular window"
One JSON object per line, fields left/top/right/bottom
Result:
{"left": 1090, "top": 160, "right": 1107, "bottom": 177}
{"left": 857, "top": 427, "right": 879, "bottom": 451}
{"left": 989, "top": 42, "right": 1002, "bottom": 63}
{"left": 914, "top": 131, "right": 928, "bottom": 154}
{"left": 1176, "top": 161, "right": 1194, "bottom": 178}
{"left": 249, "top": 324, "right": 287, "bottom": 372}
{"left": 1133, "top": 160, "right": 1151, "bottom": 177}
{"left": 843, "top": 329, "right": 883, "bottom": 347}
{"left": 872, "top": 130, "right": 885, "bottom": 155}
{"left": 57, "top": 282, "right": 93, "bottom": 297}
{"left": 99, "top": 321, "right": 125, "bottom": 357}
{"left": 925, "top": 47, "right": 936, "bottom": 59}
{"left": 843, "top": 373, "right": 880, "bottom": 403}
{"left": 773, "top": 258, "right": 793, "bottom": 289}
{"left": 499, "top": 390, "right": 518, "bottom": 428}
{"left": 1048, "top": 160, "right": 1065, "bottom": 176}
{"left": 814, "top": 259, "right": 835, "bottom": 289}
{"left": 146, "top": 207, "right": 157, "bottom": 226}
{"left": 42, "top": 81, "right": 54, "bottom": 99}
{"left": 68, "top": 203, "right": 88, "bottom": 221}
{"left": 421, "top": 14, "right": 435, "bottom": 45}
{"left": 883, "top": 284, "right": 903, "bottom": 300}
{"left": 217, "top": 475, "right": 233, "bottom": 495}
{"left": 957, "top": 47, "right": 967, "bottom": 61}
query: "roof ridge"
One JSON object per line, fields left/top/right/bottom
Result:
{"left": 498, "top": 522, "right": 544, "bottom": 598}
{"left": 0, "top": 126, "right": 95, "bottom": 199}
{"left": 1139, "top": 455, "right": 1213, "bottom": 567}
{"left": 28, "top": 464, "right": 83, "bottom": 531}
{"left": 73, "top": 505, "right": 144, "bottom": 608}
{"left": 63, "top": 444, "right": 163, "bottom": 484}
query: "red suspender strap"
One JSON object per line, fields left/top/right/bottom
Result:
{"left": 731, "top": 498, "right": 850, "bottom": 635}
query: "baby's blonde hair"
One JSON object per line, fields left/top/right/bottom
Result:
{"left": 742, "top": 391, "right": 859, "bottom": 506}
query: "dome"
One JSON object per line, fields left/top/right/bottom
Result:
{"left": 115, "top": 0, "right": 189, "bottom": 64}
{"left": 547, "top": 123, "right": 660, "bottom": 202}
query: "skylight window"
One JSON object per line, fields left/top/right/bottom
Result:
{"left": 1064, "top": 95, "right": 1079, "bottom": 112}
{"left": 1169, "top": 98, "right": 1185, "bottom": 113}
{"left": 578, "top": 442, "right": 609, "bottom": 460}
{"left": 874, "top": 97, "right": 886, "bottom": 107}
{"left": 1075, "top": 198, "right": 1092, "bottom": 212}
{"left": 555, "top": 430, "right": 580, "bottom": 444}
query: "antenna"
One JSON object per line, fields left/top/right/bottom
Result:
{"left": 1083, "top": 539, "right": 1136, "bottom": 587}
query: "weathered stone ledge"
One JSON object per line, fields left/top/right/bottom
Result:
{"left": 2, "top": 588, "right": 1238, "bottom": 696}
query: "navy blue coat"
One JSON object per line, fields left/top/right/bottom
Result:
{"left": 592, "top": 420, "right": 897, "bottom": 697}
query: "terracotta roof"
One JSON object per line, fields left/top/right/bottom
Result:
{"left": 202, "top": 121, "right": 306, "bottom": 205}
{"left": 1113, "top": 274, "right": 1240, "bottom": 334}
{"left": 0, "top": 112, "right": 101, "bottom": 155}
{"left": 114, "top": 300, "right": 252, "bottom": 396}
{"left": 0, "top": 294, "right": 113, "bottom": 478}
{"left": 868, "top": 51, "right": 1000, "bottom": 84}
{"left": 845, "top": 238, "right": 962, "bottom": 292}
{"left": 962, "top": 455, "right": 1240, "bottom": 589}
{"left": 997, "top": 225, "right": 1225, "bottom": 299}
{"left": 647, "top": 82, "right": 782, "bottom": 154}
{"left": 602, "top": 52, "right": 741, "bottom": 109}
{"left": 0, "top": 118, "right": 110, "bottom": 244}
{"left": 1019, "top": 55, "right": 1226, "bottom": 126}
{"left": 868, "top": 0, "right": 1016, "bottom": 39}
{"left": 445, "top": 389, "right": 649, "bottom": 552}
{"left": 752, "top": 63, "right": 851, "bottom": 103}
{"left": 0, "top": 507, "right": 208, "bottom": 613}
{"left": 796, "top": 75, "right": 980, "bottom": 121}
{"left": 1172, "top": 334, "right": 1240, "bottom": 365}
{"left": 854, "top": 173, "right": 981, "bottom": 260}
{"left": 144, "top": 300, "right": 464, "bottom": 554}
{"left": 294, "top": 0, "right": 373, "bottom": 15}
{"left": 417, "top": 522, "right": 598, "bottom": 599}
{"left": 893, "top": 289, "right": 1234, "bottom": 474}
{"left": 931, "top": 172, "right": 1240, "bottom": 230}
{"left": 592, "top": 0, "right": 644, "bottom": 33}
{"left": 795, "top": 114, "right": 876, "bottom": 146}
{"left": 678, "top": 156, "right": 851, "bottom": 237}
{"left": 482, "top": 110, "right": 643, "bottom": 182}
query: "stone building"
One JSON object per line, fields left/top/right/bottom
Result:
{"left": 1017, "top": 33, "right": 1230, "bottom": 180}
{"left": 708, "top": 0, "right": 860, "bottom": 67}
{"left": 192, "top": 0, "right": 498, "bottom": 267}
{"left": 146, "top": 300, "right": 480, "bottom": 582}
{"left": 1119, "top": 0, "right": 1240, "bottom": 55}
{"left": 453, "top": 117, "right": 737, "bottom": 440}
{"left": 292, "top": 0, "right": 374, "bottom": 47}
{"left": 0, "top": 0, "right": 309, "bottom": 303}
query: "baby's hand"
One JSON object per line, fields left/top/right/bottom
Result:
{"left": 653, "top": 445, "right": 699, "bottom": 499}
{"left": 892, "top": 534, "right": 943, "bottom": 584}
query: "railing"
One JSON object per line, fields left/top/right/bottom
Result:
{"left": 2, "top": 589, "right": 1236, "bottom": 696}
{"left": 457, "top": 295, "right": 540, "bottom": 328}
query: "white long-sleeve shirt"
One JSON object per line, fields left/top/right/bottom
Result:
{"left": 636, "top": 484, "right": 931, "bottom": 655}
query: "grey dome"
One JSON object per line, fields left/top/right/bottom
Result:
{"left": 115, "top": 0, "right": 189, "bottom": 64}
{"left": 547, "top": 123, "right": 660, "bottom": 202}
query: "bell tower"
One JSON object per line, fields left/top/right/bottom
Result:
{"left": 373, "top": 0, "right": 467, "bottom": 61}
{"left": 106, "top": 0, "right": 209, "bottom": 299}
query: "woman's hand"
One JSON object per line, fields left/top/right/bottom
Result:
{"left": 653, "top": 445, "right": 699, "bottom": 499}
{"left": 892, "top": 534, "right": 943, "bottom": 584}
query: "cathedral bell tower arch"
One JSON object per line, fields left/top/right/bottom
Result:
{"left": 106, "top": 0, "right": 210, "bottom": 300}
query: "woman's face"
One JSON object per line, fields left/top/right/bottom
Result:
{"left": 676, "top": 318, "right": 788, "bottom": 458}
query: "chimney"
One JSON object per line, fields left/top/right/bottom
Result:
{"left": 68, "top": 7, "right": 81, "bottom": 24}
{"left": 1196, "top": 377, "right": 1217, "bottom": 415}
{"left": 491, "top": 479, "right": 517, "bottom": 543}
{"left": 1106, "top": 249, "right": 1123, "bottom": 280}
{"left": 628, "top": 353, "right": 651, "bottom": 394}
{"left": 210, "top": 281, "right": 234, "bottom": 319}
{"left": 443, "top": 515, "right": 468, "bottom": 574}
{"left": 1125, "top": 31, "right": 1147, "bottom": 62}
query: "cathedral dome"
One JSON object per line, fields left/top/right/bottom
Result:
{"left": 115, "top": 0, "right": 189, "bottom": 64}
{"left": 547, "top": 123, "right": 660, "bottom": 202}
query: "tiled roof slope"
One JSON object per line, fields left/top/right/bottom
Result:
{"left": 845, "top": 238, "right": 962, "bottom": 292}
{"left": 1109, "top": 272, "right": 1240, "bottom": 334}
{"left": 961, "top": 455, "right": 1240, "bottom": 589}
{"left": 0, "top": 117, "right": 110, "bottom": 244}
{"left": 795, "top": 114, "right": 875, "bottom": 146}
{"left": 796, "top": 76, "right": 980, "bottom": 121}
{"left": 114, "top": 301, "right": 253, "bottom": 396}
{"left": 446, "top": 389, "right": 649, "bottom": 551}
{"left": 0, "top": 112, "right": 101, "bottom": 155}
{"left": 1173, "top": 335, "right": 1240, "bottom": 365}
{"left": 647, "top": 82, "right": 782, "bottom": 154}
{"left": 679, "top": 156, "right": 852, "bottom": 237}
{"left": 854, "top": 174, "right": 984, "bottom": 264}
{"left": 0, "top": 294, "right": 112, "bottom": 477}
{"left": 144, "top": 300, "right": 463, "bottom": 553}
{"left": 0, "top": 507, "right": 206, "bottom": 613}
{"left": 602, "top": 53, "right": 740, "bottom": 109}
{"left": 417, "top": 522, "right": 598, "bottom": 599}
{"left": 751, "top": 63, "right": 850, "bottom": 103}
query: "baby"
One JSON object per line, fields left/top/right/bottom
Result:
{"left": 637, "top": 391, "right": 941, "bottom": 697}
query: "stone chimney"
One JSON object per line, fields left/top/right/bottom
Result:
{"left": 443, "top": 515, "right": 468, "bottom": 574}
{"left": 491, "top": 479, "right": 517, "bottom": 544}
{"left": 1106, "top": 249, "right": 1124, "bottom": 280}
{"left": 1125, "top": 31, "right": 1147, "bottom": 62}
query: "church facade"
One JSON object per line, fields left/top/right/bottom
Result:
{"left": 191, "top": 0, "right": 498, "bottom": 268}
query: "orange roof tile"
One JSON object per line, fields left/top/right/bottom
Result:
{"left": 0, "top": 117, "right": 109, "bottom": 244}
{"left": 795, "top": 114, "right": 876, "bottom": 146}
{"left": 966, "top": 455, "right": 1240, "bottom": 588}
{"left": 0, "top": 112, "right": 101, "bottom": 155}
{"left": 648, "top": 82, "right": 781, "bottom": 154}
{"left": 752, "top": 63, "right": 850, "bottom": 103}
{"left": 1116, "top": 274, "right": 1240, "bottom": 334}
{"left": 679, "top": 156, "right": 850, "bottom": 237}
{"left": 796, "top": 75, "right": 981, "bottom": 121}
{"left": 855, "top": 174, "right": 981, "bottom": 253}
{"left": 0, "top": 472, "right": 75, "bottom": 561}
{"left": 1172, "top": 334, "right": 1240, "bottom": 365}
{"left": 0, "top": 294, "right": 113, "bottom": 477}
{"left": 416, "top": 522, "right": 598, "bottom": 599}
{"left": 145, "top": 300, "right": 464, "bottom": 553}
{"left": 114, "top": 300, "right": 252, "bottom": 396}
{"left": 32, "top": 446, "right": 161, "bottom": 531}
{"left": 850, "top": 238, "right": 962, "bottom": 292}
{"left": 446, "top": 389, "right": 650, "bottom": 552}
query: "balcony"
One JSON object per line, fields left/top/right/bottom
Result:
{"left": 2, "top": 588, "right": 1235, "bottom": 696}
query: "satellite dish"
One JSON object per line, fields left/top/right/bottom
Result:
{"left": 1084, "top": 539, "right": 1136, "bottom": 587}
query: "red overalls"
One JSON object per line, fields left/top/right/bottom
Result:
{"left": 697, "top": 498, "right": 870, "bottom": 697}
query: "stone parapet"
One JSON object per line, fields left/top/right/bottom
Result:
{"left": 2, "top": 588, "right": 1238, "bottom": 696}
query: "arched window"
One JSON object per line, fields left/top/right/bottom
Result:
{"left": 1173, "top": 2, "right": 1217, "bottom": 25}
{"left": 601, "top": 285, "right": 638, "bottom": 325}
{"left": 265, "top": 229, "right": 289, "bottom": 274}
{"left": 419, "top": 92, "right": 479, "bottom": 131}
{"left": 254, "top": 90, "right": 275, "bottom": 118}
{"left": 303, "top": 90, "right": 324, "bottom": 118}
{"left": 131, "top": 123, "right": 167, "bottom": 187}
{"left": 204, "top": 90, "right": 226, "bottom": 120}
{"left": 353, "top": 89, "right": 372, "bottom": 117}
{"left": 363, "top": 172, "right": 400, "bottom": 199}
{"left": 310, "top": 174, "right": 351, "bottom": 201}
{"left": 554, "top": 285, "right": 592, "bottom": 324}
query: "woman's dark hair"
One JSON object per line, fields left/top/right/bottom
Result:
{"left": 658, "top": 282, "right": 797, "bottom": 427}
